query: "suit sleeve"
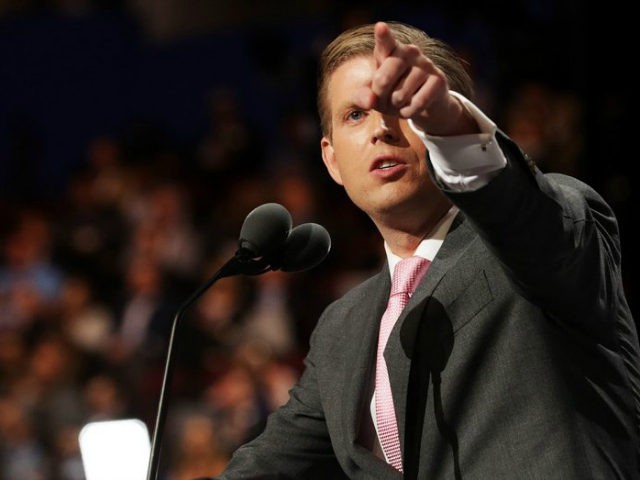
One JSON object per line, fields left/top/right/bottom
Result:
{"left": 433, "top": 130, "right": 626, "bottom": 345}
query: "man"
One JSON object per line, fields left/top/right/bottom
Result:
{"left": 203, "top": 21, "right": 640, "bottom": 479}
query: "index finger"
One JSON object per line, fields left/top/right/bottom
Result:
{"left": 373, "top": 22, "right": 397, "bottom": 65}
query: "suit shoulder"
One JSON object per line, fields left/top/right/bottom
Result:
{"left": 544, "top": 172, "right": 618, "bottom": 228}
{"left": 316, "top": 270, "right": 386, "bottom": 327}
{"left": 545, "top": 172, "right": 605, "bottom": 200}
{"left": 324, "top": 271, "right": 385, "bottom": 312}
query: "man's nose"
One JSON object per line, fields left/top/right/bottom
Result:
{"left": 372, "top": 114, "right": 399, "bottom": 143}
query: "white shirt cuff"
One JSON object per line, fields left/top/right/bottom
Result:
{"left": 409, "top": 91, "right": 508, "bottom": 191}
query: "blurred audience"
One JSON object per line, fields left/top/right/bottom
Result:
{"left": 0, "top": 209, "right": 65, "bottom": 333}
{"left": 502, "top": 81, "right": 585, "bottom": 177}
{"left": 0, "top": 396, "right": 48, "bottom": 480}
{"left": 56, "top": 274, "right": 114, "bottom": 357}
{"left": 165, "top": 409, "right": 229, "bottom": 480}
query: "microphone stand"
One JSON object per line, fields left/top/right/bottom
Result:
{"left": 143, "top": 203, "right": 329, "bottom": 480}
{"left": 145, "top": 252, "right": 271, "bottom": 480}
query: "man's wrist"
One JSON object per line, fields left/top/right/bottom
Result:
{"left": 411, "top": 93, "right": 480, "bottom": 136}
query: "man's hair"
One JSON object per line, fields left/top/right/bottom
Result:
{"left": 317, "top": 21, "right": 475, "bottom": 136}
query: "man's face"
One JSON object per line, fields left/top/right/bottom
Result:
{"left": 320, "top": 55, "right": 437, "bottom": 223}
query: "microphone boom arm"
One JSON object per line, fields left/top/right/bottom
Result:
{"left": 145, "top": 252, "right": 271, "bottom": 480}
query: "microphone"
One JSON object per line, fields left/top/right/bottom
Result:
{"left": 279, "top": 222, "right": 332, "bottom": 272}
{"left": 145, "top": 202, "right": 330, "bottom": 480}
{"left": 237, "top": 202, "right": 293, "bottom": 264}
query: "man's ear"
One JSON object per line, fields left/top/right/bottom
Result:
{"left": 321, "top": 136, "right": 343, "bottom": 185}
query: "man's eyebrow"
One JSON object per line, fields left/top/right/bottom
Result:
{"left": 335, "top": 101, "right": 366, "bottom": 115}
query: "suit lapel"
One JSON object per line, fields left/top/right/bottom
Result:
{"left": 383, "top": 212, "right": 479, "bottom": 451}
{"left": 340, "top": 267, "right": 390, "bottom": 445}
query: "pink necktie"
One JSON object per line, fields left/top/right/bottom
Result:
{"left": 375, "top": 255, "right": 431, "bottom": 472}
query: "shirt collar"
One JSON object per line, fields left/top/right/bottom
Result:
{"left": 384, "top": 206, "right": 459, "bottom": 277}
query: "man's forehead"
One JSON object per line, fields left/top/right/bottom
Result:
{"left": 330, "top": 53, "right": 374, "bottom": 77}
{"left": 327, "top": 55, "right": 374, "bottom": 99}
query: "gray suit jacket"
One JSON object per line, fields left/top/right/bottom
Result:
{"left": 215, "top": 133, "right": 640, "bottom": 479}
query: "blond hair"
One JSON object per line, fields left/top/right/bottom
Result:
{"left": 317, "top": 21, "right": 475, "bottom": 136}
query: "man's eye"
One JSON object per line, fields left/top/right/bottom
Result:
{"left": 347, "top": 110, "right": 364, "bottom": 121}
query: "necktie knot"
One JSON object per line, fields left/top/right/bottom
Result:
{"left": 390, "top": 256, "right": 431, "bottom": 297}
